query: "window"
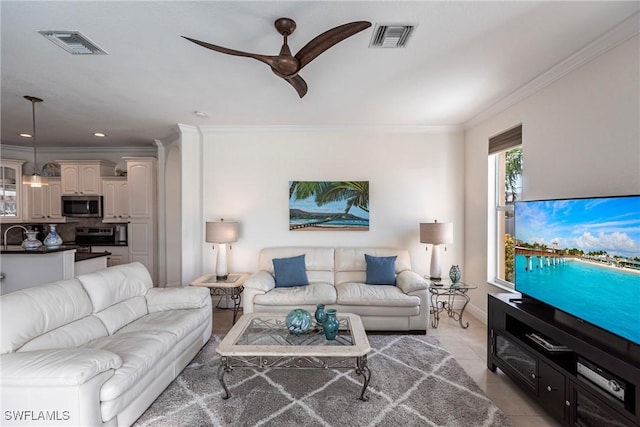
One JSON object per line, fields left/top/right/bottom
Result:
{"left": 488, "top": 125, "right": 522, "bottom": 287}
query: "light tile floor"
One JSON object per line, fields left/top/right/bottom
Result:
{"left": 210, "top": 301, "right": 563, "bottom": 427}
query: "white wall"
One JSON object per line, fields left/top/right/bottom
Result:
{"left": 464, "top": 35, "right": 640, "bottom": 321}
{"left": 182, "top": 127, "right": 465, "bottom": 282}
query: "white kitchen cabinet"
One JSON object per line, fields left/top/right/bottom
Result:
{"left": 126, "top": 158, "right": 155, "bottom": 218}
{"left": 91, "top": 246, "right": 129, "bottom": 267}
{"left": 26, "top": 178, "right": 65, "bottom": 221}
{"left": 124, "top": 157, "right": 157, "bottom": 283}
{"left": 57, "top": 160, "right": 115, "bottom": 195}
{"left": 0, "top": 250, "right": 75, "bottom": 295}
{"left": 0, "top": 159, "right": 26, "bottom": 223}
{"left": 74, "top": 255, "right": 108, "bottom": 276}
{"left": 102, "top": 178, "right": 129, "bottom": 222}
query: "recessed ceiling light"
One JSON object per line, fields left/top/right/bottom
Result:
{"left": 93, "top": 132, "right": 106, "bottom": 137}
{"left": 19, "top": 133, "right": 33, "bottom": 138}
{"left": 194, "top": 110, "right": 208, "bottom": 118}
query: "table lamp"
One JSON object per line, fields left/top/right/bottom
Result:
{"left": 206, "top": 219, "right": 239, "bottom": 281}
{"left": 420, "top": 220, "right": 453, "bottom": 281}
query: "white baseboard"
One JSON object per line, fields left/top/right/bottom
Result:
{"left": 466, "top": 303, "right": 487, "bottom": 326}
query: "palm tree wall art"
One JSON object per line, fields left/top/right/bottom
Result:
{"left": 289, "top": 181, "right": 369, "bottom": 230}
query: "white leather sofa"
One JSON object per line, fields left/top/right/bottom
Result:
{"left": 0, "top": 262, "right": 212, "bottom": 427}
{"left": 243, "top": 247, "right": 429, "bottom": 332}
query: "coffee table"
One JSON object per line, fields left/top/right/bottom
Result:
{"left": 216, "top": 312, "right": 372, "bottom": 400}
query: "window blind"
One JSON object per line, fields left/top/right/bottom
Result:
{"left": 488, "top": 124, "right": 522, "bottom": 154}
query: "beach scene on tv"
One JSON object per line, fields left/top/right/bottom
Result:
{"left": 514, "top": 196, "right": 640, "bottom": 345}
{"left": 289, "top": 181, "right": 369, "bottom": 231}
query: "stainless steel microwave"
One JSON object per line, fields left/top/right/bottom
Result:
{"left": 61, "top": 196, "right": 103, "bottom": 217}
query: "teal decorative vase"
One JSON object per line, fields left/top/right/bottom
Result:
{"left": 323, "top": 309, "right": 339, "bottom": 341}
{"left": 314, "top": 304, "right": 326, "bottom": 325}
{"left": 44, "top": 224, "right": 63, "bottom": 249}
{"left": 285, "top": 309, "right": 312, "bottom": 335}
{"left": 22, "top": 231, "right": 42, "bottom": 250}
{"left": 449, "top": 265, "right": 461, "bottom": 285}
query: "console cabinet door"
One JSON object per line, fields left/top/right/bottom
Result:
{"left": 538, "top": 361, "right": 567, "bottom": 422}
{"left": 495, "top": 334, "right": 537, "bottom": 392}
{"left": 569, "top": 382, "right": 634, "bottom": 427}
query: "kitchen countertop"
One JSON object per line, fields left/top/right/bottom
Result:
{"left": 0, "top": 245, "right": 78, "bottom": 254}
{"left": 75, "top": 251, "right": 111, "bottom": 262}
{"left": 0, "top": 245, "right": 111, "bottom": 262}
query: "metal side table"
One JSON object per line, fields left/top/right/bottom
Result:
{"left": 428, "top": 281, "right": 477, "bottom": 329}
{"left": 190, "top": 273, "right": 249, "bottom": 324}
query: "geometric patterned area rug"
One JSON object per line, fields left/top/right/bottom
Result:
{"left": 134, "top": 334, "right": 512, "bottom": 427}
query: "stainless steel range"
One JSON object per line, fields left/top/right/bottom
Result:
{"left": 75, "top": 226, "right": 116, "bottom": 246}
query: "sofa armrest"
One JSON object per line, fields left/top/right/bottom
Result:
{"left": 146, "top": 286, "right": 211, "bottom": 313}
{"left": 0, "top": 348, "right": 121, "bottom": 387}
{"left": 396, "top": 270, "right": 428, "bottom": 294}
{"left": 244, "top": 271, "right": 276, "bottom": 293}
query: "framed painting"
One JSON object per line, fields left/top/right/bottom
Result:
{"left": 289, "top": 181, "right": 369, "bottom": 231}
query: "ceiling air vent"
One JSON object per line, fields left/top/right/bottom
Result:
{"left": 38, "top": 31, "right": 107, "bottom": 55}
{"left": 369, "top": 24, "right": 416, "bottom": 48}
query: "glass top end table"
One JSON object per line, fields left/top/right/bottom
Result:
{"left": 428, "top": 280, "right": 477, "bottom": 329}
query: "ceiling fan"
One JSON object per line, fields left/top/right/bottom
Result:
{"left": 182, "top": 18, "right": 371, "bottom": 98}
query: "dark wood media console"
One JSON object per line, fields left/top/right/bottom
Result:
{"left": 488, "top": 293, "right": 640, "bottom": 426}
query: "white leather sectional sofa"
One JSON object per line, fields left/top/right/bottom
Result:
{"left": 0, "top": 262, "right": 212, "bottom": 427}
{"left": 243, "top": 247, "right": 429, "bottom": 332}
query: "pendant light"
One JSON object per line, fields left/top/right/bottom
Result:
{"left": 24, "top": 95, "right": 43, "bottom": 187}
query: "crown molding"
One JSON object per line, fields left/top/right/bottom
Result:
{"left": 0, "top": 144, "right": 157, "bottom": 155}
{"left": 464, "top": 11, "right": 639, "bottom": 129}
{"left": 197, "top": 124, "right": 463, "bottom": 134}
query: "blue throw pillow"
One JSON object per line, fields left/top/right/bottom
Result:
{"left": 365, "top": 254, "right": 397, "bottom": 285}
{"left": 273, "top": 254, "right": 309, "bottom": 288}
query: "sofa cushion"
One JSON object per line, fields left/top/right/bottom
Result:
{"left": 0, "top": 279, "right": 99, "bottom": 354}
{"left": 77, "top": 262, "right": 153, "bottom": 335}
{"left": 273, "top": 254, "right": 309, "bottom": 287}
{"left": 83, "top": 330, "right": 176, "bottom": 402}
{"left": 19, "top": 316, "right": 109, "bottom": 353}
{"left": 77, "top": 262, "right": 153, "bottom": 312}
{"left": 146, "top": 287, "right": 210, "bottom": 313}
{"left": 253, "top": 283, "right": 337, "bottom": 306}
{"left": 0, "top": 348, "right": 121, "bottom": 386}
{"left": 336, "top": 282, "right": 421, "bottom": 307}
{"left": 118, "top": 308, "right": 210, "bottom": 342}
{"left": 365, "top": 254, "right": 397, "bottom": 285}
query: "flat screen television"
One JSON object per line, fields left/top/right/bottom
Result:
{"left": 514, "top": 194, "right": 640, "bottom": 348}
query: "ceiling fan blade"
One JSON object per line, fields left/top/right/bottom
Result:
{"left": 182, "top": 36, "right": 276, "bottom": 68}
{"left": 295, "top": 21, "right": 371, "bottom": 70}
{"left": 285, "top": 75, "right": 308, "bottom": 98}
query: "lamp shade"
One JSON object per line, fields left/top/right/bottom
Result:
{"left": 420, "top": 221, "right": 453, "bottom": 245}
{"left": 206, "top": 220, "right": 238, "bottom": 243}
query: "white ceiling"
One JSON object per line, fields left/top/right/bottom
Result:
{"left": 1, "top": 1, "right": 638, "bottom": 148}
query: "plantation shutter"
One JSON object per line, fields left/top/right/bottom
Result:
{"left": 488, "top": 124, "right": 522, "bottom": 154}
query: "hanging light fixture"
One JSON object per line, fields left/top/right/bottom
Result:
{"left": 24, "top": 95, "right": 44, "bottom": 187}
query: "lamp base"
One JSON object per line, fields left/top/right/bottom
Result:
{"left": 216, "top": 274, "right": 229, "bottom": 281}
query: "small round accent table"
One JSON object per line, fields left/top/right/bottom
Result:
{"left": 428, "top": 281, "right": 477, "bottom": 329}
{"left": 190, "top": 273, "right": 249, "bottom": 324}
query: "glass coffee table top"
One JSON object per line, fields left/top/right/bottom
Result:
{"left": 234, "top": 316, "right": 354, "bottom": 347}
{"left": 217, "top": 312, "right": 370, "bottom": 357}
